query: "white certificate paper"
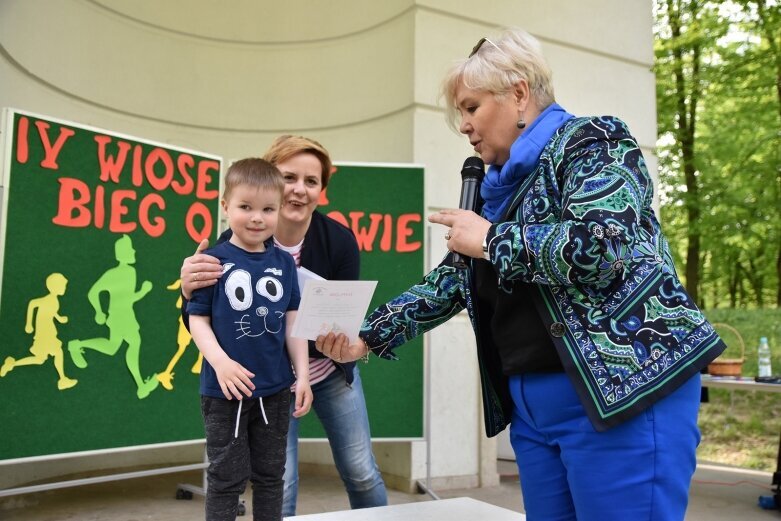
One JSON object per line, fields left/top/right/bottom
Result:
{"left": 291, "top": 279, "right": 378, "bottom": 342}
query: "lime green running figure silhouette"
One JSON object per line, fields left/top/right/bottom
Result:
{"left": 156, "top": 279, "right": 203, "bottom": 391}
{"left": 0, "top": 273, "right": 77, "bottom": 390}
{"left": 67, "top": 234, "right": 159, "bottom": 399}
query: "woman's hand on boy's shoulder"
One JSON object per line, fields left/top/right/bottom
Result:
{"left": 181, "top": 239, "right": 223, "bottom": 298}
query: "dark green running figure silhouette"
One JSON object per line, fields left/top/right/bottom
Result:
{"left": 68, "top": 234, "right": 159, "bottom": 399}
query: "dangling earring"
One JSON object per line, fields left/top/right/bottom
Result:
{"left": 516, "top": 114, "right": 526, "bottom": 129}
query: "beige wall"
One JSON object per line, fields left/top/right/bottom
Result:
{"left": 0, "top": 0, "right": 656, "bottom": 492}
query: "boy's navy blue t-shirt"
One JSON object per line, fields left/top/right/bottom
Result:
{"left": 187, "top": 240, "right": 301, "bottom": 399}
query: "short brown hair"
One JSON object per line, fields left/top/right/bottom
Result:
{"left": 223, "top": 158, "right": 284, "bottom": 201}
{"left": 263, "top": 135, "right": 334, "bottom": 188}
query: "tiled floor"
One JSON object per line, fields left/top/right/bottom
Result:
{"left": 0, "top": 462, "right": 778, "bottom": 520}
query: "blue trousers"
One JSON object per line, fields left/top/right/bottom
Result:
{"left": 509, "top": 372, "right": 701, "bottom": 521}
{"left": 282, "top": 366, "right": 387, "bottom": 516}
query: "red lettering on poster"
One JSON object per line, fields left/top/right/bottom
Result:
{"left": 139, "top": 193, "right": 166, "bottom": 237}
{"left": 172, "top": 154, "right": 196, "bottom": 195}
{"left": 28, "top": 120, "right": 221, "bottom": 240}
{"left": 379, "top": 214, "right": 392, "bottom": 252}
{"left": 196, "top": 160, "right": 219, "bottom": 200}
{"left": 327, "top": 211, "right": 348, "bottom": 228}
{"left": 185, "top": 202, "right": 213, "bottom": 243}
{"left": 95, "top": 136, "right": 131, "bottom": 183}
{"left": 132, "top": 145, "right": 144, "bottom": 187}
{"left": 318, "top": 166, "right": 339, "bottom": 205}
{"left": 349, "top": 212, "right": 383, "bottom": 252}
{"left": 35, "top": 121, "right": 75, "bottom": 170}
{"left": 94, "top": 185, "right": 105, "bottom": 228}
{"left": 145, "top": 148, "right": 174, "bottom": 191}
{"left": 51, "top": 179, "right": 181, "bottom": 236}
{"left": 16, "top": 116, "right": 29, "bottom": 164}
{"left": 325, "top": 210, "right": 422, "bottom": 253}
{"left": 318, "top": 188, "right": 329, "bottom": 206}
{"left": 109, "top": 190, "right": 136, "bottom": 233}
{"left": 396, "top": 214, "right": 421, "bottom": 252}
{"left": 52, "top": 178, "right": 92, "bottom": 227}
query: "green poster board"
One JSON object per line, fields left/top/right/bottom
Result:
{"left": 0, "top": 110, "right": 222, "bottom": 461}
{"left": 0, "top": 110, "right": 424, "bottom": 462}
{"left": 301, "top": 162, "right": 425, "bottom": 440}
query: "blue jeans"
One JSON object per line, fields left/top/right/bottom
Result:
{"left": 509, "top": 372, "right": 701, "bottom": 521}
{"left": 282, "top": 366, "right": 387, "bottom": 516}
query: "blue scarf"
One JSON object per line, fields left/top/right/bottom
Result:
{"left": 480, "top": 103, "right": 574, "bottom": 222}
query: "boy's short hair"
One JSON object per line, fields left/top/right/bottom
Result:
{"left": 263, "top": 135, "right": 333, "bottom": 188}
{"left": 223, "top": 158, "right": 284, "bottom": 201}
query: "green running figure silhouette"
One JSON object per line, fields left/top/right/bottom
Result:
{"left": 156, "top": 279, "right": 203, "bottom": 391}
{"left": 0, "top": 273, "right": 77, "bottom": 390}
{"left": 67, "top": 235, "right": 159, "bottom": 399}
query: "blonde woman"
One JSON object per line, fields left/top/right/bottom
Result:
{"left": 317, "top": 28, "right": 725, "bottom": 520}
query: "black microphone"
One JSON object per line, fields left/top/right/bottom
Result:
{"left": 452, "top": 156, "right": 485, "bottom": 269}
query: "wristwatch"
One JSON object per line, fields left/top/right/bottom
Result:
{"left": 482, "top": 234, "right": 491, "bottom": 260}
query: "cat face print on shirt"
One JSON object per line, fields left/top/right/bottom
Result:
{"left": 222, "top": 263, "right": 285, "bottom": 339}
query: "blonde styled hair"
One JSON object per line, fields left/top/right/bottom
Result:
{"left": 441, "top": 28, "right": 555, "bottom": 131}
{"left": 263, "top": 135, "right": 334, "bottom": 188}
{"left": 223, "top": 158, "right": 284, "bottom": 202}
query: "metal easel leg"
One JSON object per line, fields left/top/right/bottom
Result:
{"left": 175, "top": 448, "right": 206, "bottom": 500}
{"left": 773, "top": 432, "right": 780, "bottom": 511}
{"left": 175, "top": 448, "right": 246, "bottom": 516}
{"left": 759, "top": 432, "right": 781, "bottom": 511}
{"left": 415, "top": 331, "right": 439, "bottom": 500}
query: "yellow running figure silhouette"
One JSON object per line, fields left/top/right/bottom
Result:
{"left": 156, "top": 279, "right": 203, "bottom": 390}
{"left": 0, "top": 273, "right": 77, "bottom": 390}
{"left": 67, "top": 235, "right": 159, "bottom": 399}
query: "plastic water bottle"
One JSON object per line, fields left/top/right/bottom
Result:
{"left": 758, "top": 337, "right": 772, "bottom": 377}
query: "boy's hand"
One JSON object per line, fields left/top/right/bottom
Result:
{"left": 212, "top": 357, "right": 256, "bottom": 400}
{"left": 292, "top": 381, "right": 313, "bottom": 418}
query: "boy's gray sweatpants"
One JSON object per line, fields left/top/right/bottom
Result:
{"left": 201, "top": 388, "right": 290, "bottom": 521}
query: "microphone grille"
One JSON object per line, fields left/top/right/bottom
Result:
{"left": 461, "top": 156, "right": 485, "bottom": 180}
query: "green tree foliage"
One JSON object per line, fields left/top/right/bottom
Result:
{"left": 654, "top": 0, "right": 780, "bottom": 308}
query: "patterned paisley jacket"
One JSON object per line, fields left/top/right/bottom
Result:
{"left": 361, "top": 116, "right": 726, "bottom": 435}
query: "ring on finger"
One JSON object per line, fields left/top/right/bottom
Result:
{"left": 445, "top": 232, "right": 452, "bottom": 241}
{"left": 193, "top": 272, "right": 199, "bottom": 282}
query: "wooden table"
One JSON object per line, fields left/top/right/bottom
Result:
{"left": 701, "top": 375, "right": 781, "bottom": 393}
{"left": 701, "top": 374, "right": 781, "bottom": 510}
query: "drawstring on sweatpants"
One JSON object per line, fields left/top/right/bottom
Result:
{"left": 259, "top": 397, "right": 268, "bottom": 425}
{"left": 233, "top": 398, "right": 269, "bottom": 439}
{"left": 234, "top": 400, "right": 243, "bottom": 438}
